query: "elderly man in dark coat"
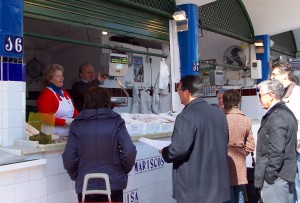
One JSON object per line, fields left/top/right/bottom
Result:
{"left": 161, "top": 75, "right": 230, "bottom": 203}
{"left": 255, "top": 80, "right": 297, "bottom": 203}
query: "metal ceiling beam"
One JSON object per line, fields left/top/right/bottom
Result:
{"left": 24, "top": 32, "right": 167, "bottom": 58}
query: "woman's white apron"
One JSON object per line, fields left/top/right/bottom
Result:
{"left": 42, "top": 87, "right": 74, "bottom": 137}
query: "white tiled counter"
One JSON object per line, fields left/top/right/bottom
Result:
{"left": 0, "top": 133, "right": 175, "bottom": 203}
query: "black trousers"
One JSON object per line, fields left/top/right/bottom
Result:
{"left": 78, "top": 190, "right": 123, "bottom": 202}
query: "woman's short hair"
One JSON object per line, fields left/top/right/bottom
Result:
{"left": 43, "top": 64, "right": 64, "bottom": 86}
{"left": 84, "top": 87, "right": 111, "bottom": 109}
{"left": 223, "top": 89, "right": 241, "bottom": 110}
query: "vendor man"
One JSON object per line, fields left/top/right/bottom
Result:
{"left": 71, "top": 63, "right": 106, "bottom": 111}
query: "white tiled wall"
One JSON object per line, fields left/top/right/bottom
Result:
{"left": 0, "top": 142, "right": 175, "bottom": 203}
{"left": 0, "top": 81, "right": 26, "bottom": 147}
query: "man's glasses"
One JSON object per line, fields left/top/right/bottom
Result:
{"left": 177, "top": 88, "right": 186, "bottom": 92}
{"left": 258, "top": 92, "right": 271, "bottom": 99}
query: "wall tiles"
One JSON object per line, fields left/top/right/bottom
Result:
{"left": 44, "top": 157, "right": 60, "bottom": 176}
{"left": 0, "top": 171, "right": 14, "bottom": 187}
{"left": 0, "top": 81, "right": 9, "bottom": 92}
{"left": 2, "top": 109, "right": 24, "bottom": 128}
{"left": 14, "top": 168, "right": 30, "bottom": 183}
{"left": 1, "top": 128, "right": 9, "bottom": 146}
{"left": 58, "top": 156, "right": 66, "bottom": 174}
{"left": 14, "top": 181, "right": 30, "bottom": 202}
{"left": 0, "top": 118, "right": 2, "bottom": 146}
{"left": 0, "top": 147, "right": 174, "bottom": 203}
{"left": 0, "top": 134, "right": 2, "bottom": 148}
{"left": 125, "top": 175, "right": 136, "bottom": 190}
{"left": 1, "top": 91, "right": 8, "bottom": 110}
{"left": 7, "top": 128, "right": 24, "bottom": 146}
{"left": 29, "top": 178, "right": 46, "bottom": 199}
{"left": 25, "top": 197, "right": 47, "bottom": 203}
{"left": 128, "top": 173, "right": 147, "bottom": 189}
{"left": 60, "top": 189, "right": 77, "bottom": 203}
{"left": 0, "top": 63, "right": 26, "bottom": 82}
{"left": 46, "top": 175, "right": 60, "bottom": 194}
{"left": 140, "top": 192, "right": 175, "bottom": 203}
{"left": 29, "top": 165, "right": 44, "bottom": 180}
{"left": 137, "top": 180, "right": 174, "bottom": 202}
{"left": 59, "top": 173, "right": 74, "bottom": 191}
{"left": 44, "top": 151, "right": 62, "bottom": 158}
{"left": 0, "top": 185, "right": 15, "bottom": 203}
{"left": 1, "top": 109, "right": 8, "bottom": 128}
{"left": 7, "top": 91, "right": 26, "bottom": 110}
{"left": 0, "top": 82, "right": 25, "bottom": 147}
{"left": 8, "top": 81, "right": 26, "bottom": 92}
{"left": 47, "top": 193, "right": 61, "bottom": 203}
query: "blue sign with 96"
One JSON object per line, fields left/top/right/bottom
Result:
{"left": 4, "top": 35, "right": 23, "bottom": 54}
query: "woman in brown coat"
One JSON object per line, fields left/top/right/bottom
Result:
{"left": 223, "top": 89, "right": 255, "bottom": 203}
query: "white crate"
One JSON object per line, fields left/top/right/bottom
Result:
{"left": 124, "top": 119, "right": 145, "bottom": 136}
{"left": 143, "top": 121, "right": 161, "bottom": 134}
{"left": 159, "top": 122, "right": 174, "bottom": 133}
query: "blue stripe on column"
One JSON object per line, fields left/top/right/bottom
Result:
{"left": 0, "top": 62, "right": 25, "bottom": 81}
{"left": 178, "top": 4, "right": 199, "bottom": 77}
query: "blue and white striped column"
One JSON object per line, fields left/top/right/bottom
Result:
{"left": 0, "top": 0, "right": 25, "bottom": 146}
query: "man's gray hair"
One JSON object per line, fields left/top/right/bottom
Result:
{"left": 258, "top": 79, "right": 284, "bottom": 99}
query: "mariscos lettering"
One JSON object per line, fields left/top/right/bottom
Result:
{"left": 134, "top": 156, "right": 165, "bottom": 174}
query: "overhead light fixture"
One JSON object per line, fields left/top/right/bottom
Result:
{"left": 102, "top": 31, "right": 108, "bottom": 35}
{"left": 172, "top": 10, "right": 187, "bottom": 21}
{"left": 254, "top": 39, "right": 264, "bottom": 47}
{"left": 172, "top": 10, "right": 189, "bottom": 32}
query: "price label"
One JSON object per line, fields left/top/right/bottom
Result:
{"left": 4, "top": 35, "right": 23, "bottom": 54}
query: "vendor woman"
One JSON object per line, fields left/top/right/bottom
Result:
{"left": 37, "top": 64, "right": 78, "bottom": 137}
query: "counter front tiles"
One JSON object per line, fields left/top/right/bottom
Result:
{"left": 0, "top": 133, "right": 174, "bottom": 203}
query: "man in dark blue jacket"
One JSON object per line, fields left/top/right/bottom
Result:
{"left": 161, "top": 75, "right": 230, "bottom": 203}
{"left": 255, "top": 79, "right": 297, "bottom": 203}
{"left": 63, "top": 87, "right": 136, "bottom": 202}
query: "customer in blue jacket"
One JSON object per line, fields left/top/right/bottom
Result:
{"left": 62, "top": 87, "right": 137, "bottom": 202}
{"left": 161, "top": 75, "right": 230, "bottom": 203}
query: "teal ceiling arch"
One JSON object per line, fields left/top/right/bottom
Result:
{"left": 199, "top": 0, "right": 255, "bottom": 43}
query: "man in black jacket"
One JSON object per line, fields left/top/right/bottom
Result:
{"left": 71, "top": 63, "right": 106, "bottom": 111}
{"left": 255, "top": 79, "right": 297, "bottom": 203}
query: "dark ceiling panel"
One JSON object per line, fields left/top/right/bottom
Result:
{"left": 271, "top": 31, "right": 297, "bottom": 57}
{"left": 199, "top": 0, "right": 254, "bottom": 43}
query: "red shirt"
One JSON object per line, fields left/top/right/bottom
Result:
{"left": 37, "top": 87, "right": 78, "bottom": 126}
